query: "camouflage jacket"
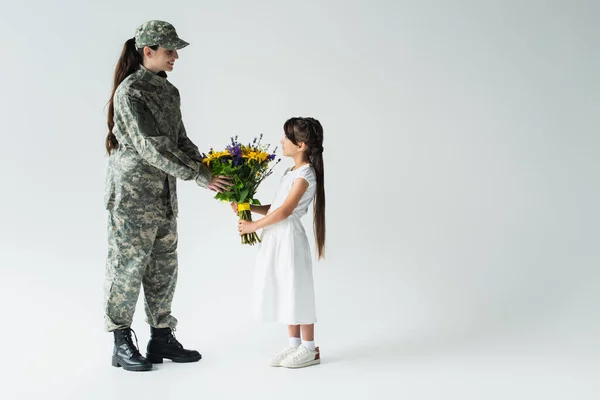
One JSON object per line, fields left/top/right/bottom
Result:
{"left": 104, "top": 66, "right": 211, "bottom": 224}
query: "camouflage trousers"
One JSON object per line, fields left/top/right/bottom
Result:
{"left": 104, "top": 213, "right": 179, "bottom": 331}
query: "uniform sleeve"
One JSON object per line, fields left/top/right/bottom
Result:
{"left": 115, "top": 94, "right": 212, "bottom": 187}
{"left": 177, "top": 122, "right": 212, "bottom": 183}
{"left": 177, "top": 122, "right": 201, "bottom": 161}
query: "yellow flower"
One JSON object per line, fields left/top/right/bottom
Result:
{"left": 206, "top": 150, "right": 230, "bottom": 160}
{"left": 243, "top": 151, "right": 257, "bottom": 161}
{"left": 256, "top": 151, "right": 268, "bottom": 163}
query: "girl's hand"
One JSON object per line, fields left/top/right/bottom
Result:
{"left": 238, "top": 220, "right": 256, "bottom": 235}
{"left": 230, "top": 202, "right": 238, "bottom": 215}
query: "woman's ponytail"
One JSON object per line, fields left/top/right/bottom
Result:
{"left": 105, "top": 38, "right": 142, "bottom": 154}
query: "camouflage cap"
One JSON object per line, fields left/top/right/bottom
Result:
{"left": 134, "top": 20, "right": 189, "bottom": 50}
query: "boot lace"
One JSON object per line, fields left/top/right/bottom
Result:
{"left": 122, "top": 328, "right": 142, "bottom": 356}
{"left": 165, "top": 329, "right": 183, "bottom": 349}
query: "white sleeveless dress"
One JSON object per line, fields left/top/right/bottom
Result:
{"left": 253, "top": 164, "right": 317, "bottom": 324}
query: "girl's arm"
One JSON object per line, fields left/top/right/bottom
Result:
{"left": 230, "top": 203, "right": 271, "bottom": 215}
{"left": 251, "top": 178, "right": 309, "bottom": 230}
{"left": 250, "top": 205, "right": 271, "bottom": 215}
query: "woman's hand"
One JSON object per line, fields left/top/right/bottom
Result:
{"left": 230, "top": 202, "right": 239, "bottom": 215}
{"left": 208, "top": 175, "right": 232, "bottom": 192}
{"left": 238, "top": 219, "right": 257, "bottom": 235}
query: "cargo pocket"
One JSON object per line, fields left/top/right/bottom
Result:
{"left": 103, "top": 254, "right": 120, "bottom": 308}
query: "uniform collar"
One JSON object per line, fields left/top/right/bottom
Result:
{"left": 138, "top": 65, "right": 168, "bottom": 86}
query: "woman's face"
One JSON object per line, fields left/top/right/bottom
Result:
{"left": 145, "top": 46, "right": 179, "bottom": 73}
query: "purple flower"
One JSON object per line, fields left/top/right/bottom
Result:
{"left": 226, "top": 143, "right": 243, "bottom": 159}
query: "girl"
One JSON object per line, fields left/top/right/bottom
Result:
{"left": 235, "top": 117, "right": 326, "bottom": 368}
{"left": 104, "top": 20, "right": 230, "bottom": 371}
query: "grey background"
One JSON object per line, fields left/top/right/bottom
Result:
{"left": 0, "top": 0, "right": 598, "bottom": 399}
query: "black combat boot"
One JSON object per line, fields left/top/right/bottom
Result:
{"left": 111, "top": 328, "right": 153, "bottom": 371}
{"left": 146, "top": 327, "right": 202, "bottom": 363}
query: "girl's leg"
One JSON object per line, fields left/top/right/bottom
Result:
{"left": 269, "top": 325, "right": 301, "bottom": 366}
{"left": 300, "top": 324, "right": 314, "bottom": 341}
{"left": 279, "top": 324, "right": 319, "bottom": 367}
{"left": 300, "top": 324, "right": 316, "bottom": 351}
{"left": 288, "top": 325, "right": 301, "bottom": 347}
{"left": 288, "top": 325, "right": 300, "bottom": 338}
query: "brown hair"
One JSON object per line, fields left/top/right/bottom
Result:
{"left": 284, "top": 117, "right": 326, "bottom": 259}
{"left": 105, "top": 39, "right": 160, "bottom": 154}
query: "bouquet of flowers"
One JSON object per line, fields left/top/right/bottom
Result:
{"left": 200, "top": 134, "right": 280, "bottom": 245}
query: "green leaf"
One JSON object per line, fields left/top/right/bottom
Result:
{"left": 239, "top": 189, "right": 249, "bottom": 203}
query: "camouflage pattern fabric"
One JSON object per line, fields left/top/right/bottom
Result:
{"left": 135, "top": 20, "right": 189, "bottom": 50}
{"left": 104, "top": 66, "right": 211, "bottom": 225}
{"left": 104, "top": 65, "right": 209, "bottom": 331}
{"left": 104, "top": 213, "right": 178, "bottom": 331}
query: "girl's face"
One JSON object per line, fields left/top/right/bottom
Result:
{"left": 281, "top": 135, "right": 306, "bottom": 158}
{"left": 144, "top": 46, "right": 179, "bottom": 73}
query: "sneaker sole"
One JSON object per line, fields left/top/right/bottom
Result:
{"left": 269, "top": 360, "right": 290, "bottom": 367}
{"left": 269, "top": 349, "right": 300, "bottom": 367}
{"left": 281, "top": 359, "right": 320, "bottom": 369}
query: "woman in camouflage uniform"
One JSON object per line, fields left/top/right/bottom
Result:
{"left": 104, "top": 20, "right": 230, "bottom": 372}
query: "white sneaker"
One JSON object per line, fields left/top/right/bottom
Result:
{"left": 269, "top": 346, "right": 299, "bottom": 367}
{"left": 280, "top": 345, "right": 320, "bottom": 368}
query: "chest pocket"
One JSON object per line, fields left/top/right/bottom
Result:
{"left": 155, "top": 112, "right": 174, "bottom": 138}
{"left": 130, "top": 99, "right": 160, "bottom": 137}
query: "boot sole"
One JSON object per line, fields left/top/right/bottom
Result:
{"left": 112, "top": 356, "right": 153, "bottom": 371}
{"left": 146, "top": 353, "right": 202, "bottom": 364}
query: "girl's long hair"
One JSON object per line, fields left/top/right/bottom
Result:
{"left": 284, "top": 117, "right": 326, "bottom": 259}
